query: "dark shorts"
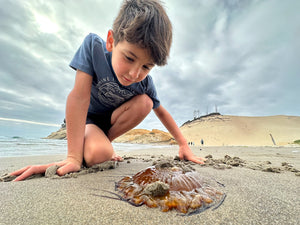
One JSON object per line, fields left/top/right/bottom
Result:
{"left": 86, "top": 111, "right": 113, "bottom": 135}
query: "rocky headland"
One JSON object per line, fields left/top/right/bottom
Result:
{"left": 44, "top": 127, "right": 67, "bottom": 140}
{"left": 113, "top": 129, "right": 177, "bottom": 145}
{"left": 44, "top": 127, "right": 176, "bottom": 145}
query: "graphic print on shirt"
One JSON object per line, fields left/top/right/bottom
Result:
{"left": 96, "top": 77, "right": 135, "bottom": 108}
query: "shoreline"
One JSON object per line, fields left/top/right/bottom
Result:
{"left": 1, "top": 143, "right": 299, "bottom": 157}
{"left": 1, "top": 146, "right": 299, "bottom": 224}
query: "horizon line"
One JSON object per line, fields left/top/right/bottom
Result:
{"left": 0, "top": 117, "right": 60, "bottom": 127}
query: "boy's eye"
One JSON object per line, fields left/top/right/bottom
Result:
{"left": 143, "top": 65, "right": 150, "bottom": 70}
{"left": 125, "top": 56, "right": 134, "bottom": 62}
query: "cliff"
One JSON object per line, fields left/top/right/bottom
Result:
{"left": 44, "top": 127, "right": 67, "bottom": 140}
{"left": 113, "top": 129, "right": 177, "bottom": 145}
{"left": 44, "top": 127, "right": 176, "bottom": 145}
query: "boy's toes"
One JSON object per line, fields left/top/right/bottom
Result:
{"left": 111, "top": 155, "right": 124, "bottom": 162}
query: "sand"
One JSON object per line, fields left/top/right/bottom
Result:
{"left": 180, "top": 115, "right": 300, "bottom": 146}
{"left": 0, "top": 146, "right": 299, "bottom": 225}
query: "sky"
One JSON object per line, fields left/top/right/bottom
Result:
{"left": 0, "top": 0, "right": 299, "bottom": 138}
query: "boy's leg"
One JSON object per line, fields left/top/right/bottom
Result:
{"left": 108, "top": 94, "right": 153, "bottom": 141}
{"left": 83, "top": 94, "right": 152, "bottom": 167}
{"left": 83, "top": 124, "right": 114, "bottom": 167}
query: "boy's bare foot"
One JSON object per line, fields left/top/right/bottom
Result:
{"left": 111, "top": 152, "right": 123, "bottom": 162}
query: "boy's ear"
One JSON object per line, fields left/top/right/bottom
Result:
{"left": 106, "top": 30, "right": 114, "bottom": 52}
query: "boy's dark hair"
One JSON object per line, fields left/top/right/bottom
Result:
{"left": 113, "top": 0, "right": 172, "bottom": 66}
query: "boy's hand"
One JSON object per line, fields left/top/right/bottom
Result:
{"left": 178, "top": 145, "right": 206, "bottom": 164}
{"left": 10, "top": 159, "right": 81, "bottom": 181}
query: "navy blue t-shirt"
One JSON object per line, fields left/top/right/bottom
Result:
{"left": 69, "top": 33, "right": 160, "bottom": 115}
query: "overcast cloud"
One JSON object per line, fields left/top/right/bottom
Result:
{"left": 0, "top": 0, "right": 299, "bottom": 137}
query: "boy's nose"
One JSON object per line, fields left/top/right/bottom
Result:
{"left": 129, "top": 66, "right": 141, "bottom": 79}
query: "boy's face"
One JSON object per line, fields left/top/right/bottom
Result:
{"left": 106, "top": 30, "right": 155, "bottom": 86}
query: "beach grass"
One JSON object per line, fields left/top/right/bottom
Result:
{"left": 293, "top": 139, "right": 300, "bottom": 144}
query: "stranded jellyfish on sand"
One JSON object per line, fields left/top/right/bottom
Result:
{"left": 110, "top": 160, "right": 226, "bottom": 215}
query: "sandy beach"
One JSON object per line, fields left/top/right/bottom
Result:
{"left": 1, "top": 146, "right": 299, "bottom": 225}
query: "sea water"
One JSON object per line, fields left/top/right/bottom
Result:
{"left": 0, "top": 136, "right": 172, "bottom": 157}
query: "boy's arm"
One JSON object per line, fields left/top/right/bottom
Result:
{"left": 63, "top": 70, "right": 92, "bottom": 170}
{"left": 153, "top": 105, "right": 205, "bottom": 164}
{"left": 10, "top": 70, "right": 92, "bottom": 181}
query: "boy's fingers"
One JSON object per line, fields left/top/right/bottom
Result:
{"left": 197, "top": 157, "right": 207, "bottom": 162}
{"left": 12, "top": 164, "right": 52, "bottom": 181}
{"left": 13, "top": 171, "right": 31, "bottom": 181}
{"left": 183, "top": 155, "right": 206, "bottom": 164}
{"left": 10, "top": 166, "right": 31, "bottom": 176}
{"left": 191, "top": 158, "right": 205, "bottom": 164}
{"left": 56, "top": 163, "right": 80, "bottom": 176}
{"left": 13, "top": 167, "right": 38, "bottom": 181}
{"left": 56, "top": 166, "right": 68, "bottom": 176}
{"left": 10, "top": 161, "right": 78, "bottom": 181}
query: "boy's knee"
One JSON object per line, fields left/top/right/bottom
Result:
{"left": 84, "top": 143, "right": 113, "bottom": 167}
{"left": 135, "top": 94, "right": 153, "bottom": 115}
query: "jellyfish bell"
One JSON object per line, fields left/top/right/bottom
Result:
{"left": 115, "top": 160, "right": 226, "bottom": 214}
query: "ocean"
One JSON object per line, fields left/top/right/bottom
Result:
{"left": 0, "top": 136, "right": 171, "bottom": 157}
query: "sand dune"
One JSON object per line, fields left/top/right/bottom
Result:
{"left": 180, "top": 115, "right": 300, "bottom": 146}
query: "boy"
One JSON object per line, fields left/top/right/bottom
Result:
{"left": 11, "top": 0, "right": 205, "bottom": 181}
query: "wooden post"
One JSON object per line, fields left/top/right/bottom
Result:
{"left": 269, "top": 133, "right": 276, "bottom": 145}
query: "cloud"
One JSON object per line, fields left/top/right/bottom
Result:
{"left": 0, "top": 117, "right": 60, "bottom": 127}
{"left": 153, "top": 0, "right": 300, "bottom": 122}
{"left": 0, "top": 0, "right": 299, "bottom": 137}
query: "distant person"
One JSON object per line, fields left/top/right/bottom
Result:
{"left": 10, "top": 0, "right": 205, "bottom": 181}
{"left": 61, "top": 119, "right": 66, "bottom": 128}
{"left": 201, "top": 139, "right": 204, "bottom": 146}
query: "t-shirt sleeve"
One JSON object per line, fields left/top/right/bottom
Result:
{"left": 69, "top": 34, "right": 95, "bottom": 76}
{"left": 146, "top": 76, "right": 160, "bottom": 109}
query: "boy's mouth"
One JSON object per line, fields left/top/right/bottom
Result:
{"left": 123, "top": 76, "right": 132, "bottom": 83}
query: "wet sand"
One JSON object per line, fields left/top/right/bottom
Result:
{"left": 0, "top": 146, "right": 299, "bottom": 225}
